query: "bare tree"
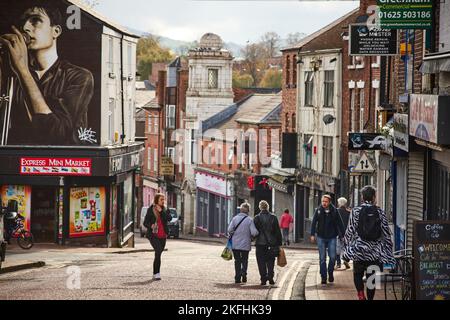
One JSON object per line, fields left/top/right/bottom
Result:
{"left": 286, "top": 32, "right": 306, "bottom": 46}
{"left": 240, "top": 43, "right": 267, "bottom": 86}
{"left": 261, "top": 32, "right": 281, "bottom": 58}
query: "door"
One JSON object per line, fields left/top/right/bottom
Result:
{"left": 31, "top": 187, "right": 58, "bottom": 243}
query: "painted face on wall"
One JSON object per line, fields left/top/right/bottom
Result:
{"left": 21, "top": 7, "right": 61, "bottom": 51}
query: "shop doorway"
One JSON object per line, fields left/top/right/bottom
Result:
{"left": 31, "top": 187, "right": 58, "bottom": 243}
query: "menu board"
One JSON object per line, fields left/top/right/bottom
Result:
{"left": 414, "top": 221, "right": 450, "bottom": 300}
{"left": 69, "top": 187, "right": 106, "bottom": 238}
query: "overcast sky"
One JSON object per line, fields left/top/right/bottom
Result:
{"left": 95, "top": 0, "right": 359, "bottom": 44}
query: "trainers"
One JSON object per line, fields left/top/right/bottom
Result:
{"left": 260, "top": 279, "right": 267, "bottom": 286}
{"left": 344, "top": 261, "right": 351, "bottom": 269}
{"left": 242, "top": 275, "right": 247, "bottom": 283}
{"left": 153, "top": 273, "right": 161, "bottom": 281}
{"left": 321, "top": 278, "right": 327, "bottom": 285}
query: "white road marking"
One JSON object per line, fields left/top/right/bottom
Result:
{"left": 284, "top": 260, "right": 305, "bottom": 300}
{"left": 272, "top": 260, "right": 299, "bottom": 300}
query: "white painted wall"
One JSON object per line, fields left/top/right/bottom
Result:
{"left": 297, "top": 51, "right": 342, "bottom": 178}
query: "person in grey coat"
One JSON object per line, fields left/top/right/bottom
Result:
{"left": 227, "top": 202, "right": 259, "bottom": 284}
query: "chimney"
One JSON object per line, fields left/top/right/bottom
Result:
{"left": 157, "top": 70, "right": 166, "bottom": 107}
{"left": 359, "top": 0, "right": 377, "bottom": 16}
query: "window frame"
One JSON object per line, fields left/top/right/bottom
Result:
{"left": 323, "top": 70, "right": 335, "bottom": 108}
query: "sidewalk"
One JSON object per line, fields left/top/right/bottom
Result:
{"left": 305, "top": 263, "right": 399, "bottom": 300}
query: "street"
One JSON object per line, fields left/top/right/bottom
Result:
{"left": 0, "top": 237, "right": 317, "bottom": 300}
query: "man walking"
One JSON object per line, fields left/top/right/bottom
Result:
{"left": 310, "top": 195, "right": 345, "bottom": 285}
{"left": 343, "top": 186, "right": 395, "bottom": 300}
{"left": 336, "top": 197, "right": 351, "bottom": 270}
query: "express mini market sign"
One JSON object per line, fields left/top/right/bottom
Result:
{"left": 376, "top": 0, "right": 433, "bottom": 29}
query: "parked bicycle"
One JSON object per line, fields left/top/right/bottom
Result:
{"left": 384, "top": 249, "right": 414, "bottom": 300}
{"left": 2, "top": 200, "right": 34, "bottom": 250}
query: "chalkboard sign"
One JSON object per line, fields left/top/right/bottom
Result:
{"left": 413, "top": 221, "right": 450, "bottom": 300}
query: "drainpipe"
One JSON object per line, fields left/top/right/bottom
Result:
{"left": 120, "top": 35, "right": 126, "bottom": 144}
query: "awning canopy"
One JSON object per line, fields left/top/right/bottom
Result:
{"left": 419, "top": 51, "right": 450, "bottom": 74}
{"left": 267, "top": 174, "right": 295, "bottom": 194}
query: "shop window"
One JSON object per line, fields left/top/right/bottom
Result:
{"left": 324, "top": 70, "right": 334, "bottom": 108}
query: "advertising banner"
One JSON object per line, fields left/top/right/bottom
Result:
{"left": 0, "top": 185, "right": 31, "bottom": 230}
{"left": 410, "top": 94, "right": 438, "bottom": 144}
{"left": 349, "top": 24, "right": 398, "bottom": 56}
{"left": 69, "top": 187, "right": 106, "bottom": 238}
{"left": 376, "top": 0, "right": 433, "bottom": 29}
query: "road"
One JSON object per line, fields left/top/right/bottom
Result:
{"left": 0, "top": 237, "right": 317, "bottom": 300}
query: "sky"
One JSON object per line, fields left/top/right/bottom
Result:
{"left": 94, "top": 0, "right": 359, "bottom": 45}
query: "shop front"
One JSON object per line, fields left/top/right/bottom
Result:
{"left": 0, "top": 144, "right": 143, "bottom": 248}
{"left": 195, "top": 170, "right": 233, "bottom": 237}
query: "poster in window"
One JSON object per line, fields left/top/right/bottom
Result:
{"left": 69, "top": 187, "right": 105, "bottom": 237}
{"left": 58, "top": 188, "right": 64, "bottom": 239}
{"left": 1, "top": 185, "right": 31, "bottom": 230}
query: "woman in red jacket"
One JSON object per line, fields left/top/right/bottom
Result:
{"left": 279, "top": 209, "right": 294, "bottom": 246}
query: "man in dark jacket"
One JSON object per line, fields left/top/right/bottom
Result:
{"left": 310, "top": 195, "right": 345, "bottom": 285}
{"left": 254, "top": 200, "right": 282, "bottom": 286}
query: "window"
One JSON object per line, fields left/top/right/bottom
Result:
{"left": 190, "top": 129, "right": 197, "bottom": 164}
{"left": 360, "top": 90, "right": 365, "bottom": 132}
{"left": 148, "top": 147, "right": 152, "bottom": 172}
{"left": 166, "top": 105, "right": 176, "bottom": 129}
{"left": 167, "top": 147, "right": 175, "bottom": 162}
{"left": 324, "top": 71, "right": 335, "bottom": 108}
{"left": 154, "top": 148, "right": 158, "bottom": 173}
{"left": 147, "top": 114, "right": 152, "bottom": 133}
{"left": 292, "top": 113, "right": 296, "bottom": 130}
{"left": 304, "top": 71, "right": 314, "bottom": 106}
{"left": 108, "top": 98, "right": 115, "bottom": 143}
{"left": 108, "top": 37, "right": 114, "bottom": 74}
{"left": 286, "top": 55, "right": 291, "bottom": 86}
{"left": 127, "top": 43, "right": 133, "bottom": 78}
{"left": 322, "top": 136, "right": 333, "bottom": 175}
{"left": 129, "top": 99, "right": 133, "bottom": 138}
{"left": 217, "top": 146, "right": 222, "bottom": 168}
{"left": 154, "top": 115, "right": 159, "bottom": 134}
{"left": 350, "top": 89, "right": 356, "bottom": 132}
{"left": 285, "top": 113, "right": 290, "bottom": 130}
{"left": 292, "top": 55, "right": 297, "bottom": 87}
{"left": 208, "top": 69, "right": 218, "bottom": 89}
{"left": 303, "top": 134, "right": 313, "bottom": 169}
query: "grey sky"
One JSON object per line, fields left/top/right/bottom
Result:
{"left": 95, "top": 0, "right": 359, "bottom": 44}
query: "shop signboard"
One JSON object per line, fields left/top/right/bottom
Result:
{"left": 393, "top": 113, "right": 409, "bottom": 152}
{"left": 376, "top": 0, "right": 433, "bottom": 29}
{"left": 195, "top": 171, "right": 228, "bottom": 197}
{"left": 0, "top": 185, "right": 31, "bottom": 231}
{"left": 413, "top": 221, "right": 450, "bottom": 300}
{"left": 349, "top": 24, "right": 398, "bottom": 56}
{"left": 160, "top": 157, "right": 175, "bottom": 176}
{"left": 69, "top": 187, "right": 106, "bottom": 238}
{"left": 348, "top": 133, "right": 388, "bottom": 151}
{"left": 20, "top": 158, "right": 92, "bottom": 176}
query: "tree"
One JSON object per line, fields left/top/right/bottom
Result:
{"left": 286, "top": 32, "right": 306, "bottom": 46}
{"left": 260, "top": 32, "right": 281, "bottom": 58}
{"left": 240, "top": 43, "right": 267, "bottom": 86}
{"left": 259, "top": 69, "right": 282, "bottom": 88}
{"left": 232, "top": 71, "right": 254, "bottom": 88}
{"left": 137, "top": 34, "right": 174, "bottom": 81}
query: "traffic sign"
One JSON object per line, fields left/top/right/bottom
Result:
{"left": 352, "top": 153, "right": 375, "bottom": 173}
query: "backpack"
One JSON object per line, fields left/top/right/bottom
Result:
{"left": 357, "top": 205, "right": 382, "bottom": 241}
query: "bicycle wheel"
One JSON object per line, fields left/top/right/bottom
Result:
{"left": 17, "top": 230, "right": 34, "bottom": 250}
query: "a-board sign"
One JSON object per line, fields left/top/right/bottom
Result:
{"left": 413, "top": 221, "right": 450, "bottom": 300}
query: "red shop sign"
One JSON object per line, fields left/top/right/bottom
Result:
{"left": 20, "top": 157, "right": 92, "bottom": 176}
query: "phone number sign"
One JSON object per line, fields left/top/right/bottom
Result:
{"left": 376, "top": 0, "right": 433, "bottom": 29}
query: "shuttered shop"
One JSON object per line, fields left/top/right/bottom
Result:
{"left": 407, "top": 152, "right": 425, "bottom": 249}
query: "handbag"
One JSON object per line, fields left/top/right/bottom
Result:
{"left": 277, "top": 248, "right": 287, "bottom": 267}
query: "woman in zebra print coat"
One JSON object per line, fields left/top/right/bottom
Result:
{"left": 343, "top": 186, "right": 395, "bottom": 300}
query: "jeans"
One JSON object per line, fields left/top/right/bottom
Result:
{"left": 149, "top": 236, "right": 166, "bottom": 275}
{"left": 232, "top": 250, "right": 249, "bottom": 281}
{"left": 282, "top": 228, "right": 290, "bottom": 244}
{"left": 256, "top": 245, "right": 276, "bottom": 282}
{"left": 353, "top": 261, "right": 383, "bottom": 300}
{"left": 317, "top": 237, "right": 337, "bottom": 280}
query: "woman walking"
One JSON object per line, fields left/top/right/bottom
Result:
{"left": 143, "top": 193, "right": 172, "bottom": 280}
{"left": 227, "top": 203, "right": 259, "bottom": 284}
{"left": 279, "top": 209, "right": 294, "bottom": 246}
{"left": 254, "top": 201, "right": 282, "bottom": 286}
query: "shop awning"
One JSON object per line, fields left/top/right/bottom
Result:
{"left": 267, "top": 174, "right": 294, "bottom": 194}
{"left": 419, "top": 51, "right": 450, "bottom": 74}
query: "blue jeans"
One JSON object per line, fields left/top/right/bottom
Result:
{"left": 317, "top": 237, "right": 337, "bottom": 280}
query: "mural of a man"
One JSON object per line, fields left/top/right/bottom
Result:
{"left": 0, "top": 2, "right": 94, "bottom": 145}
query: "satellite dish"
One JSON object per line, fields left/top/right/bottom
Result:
{"left": 323, "top": 114, "right": 336, "bottom": 125}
